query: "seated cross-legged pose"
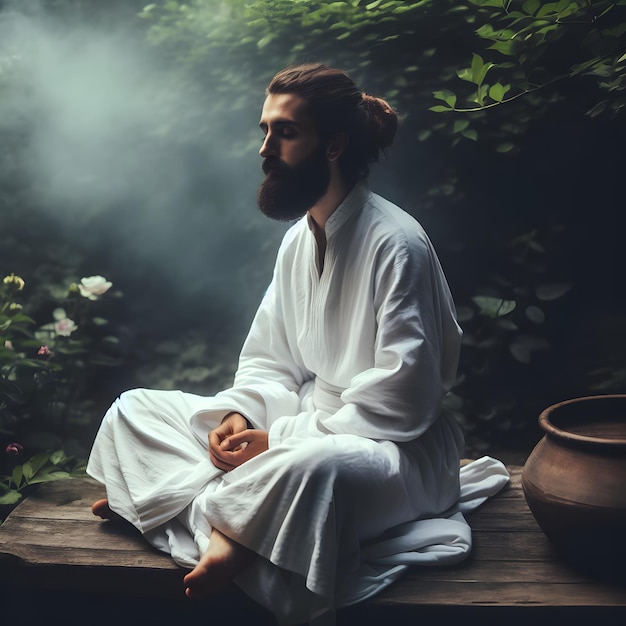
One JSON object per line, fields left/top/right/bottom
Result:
{"left": 87, "top": 63, "right": 509, "bottom": 625}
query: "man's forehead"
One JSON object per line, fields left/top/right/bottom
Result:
{"left": 259, "top": 93, "right": 312, "bottom": 125}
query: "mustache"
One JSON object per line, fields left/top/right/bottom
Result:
{"left": 262, "top": 157, "right": 289, "bottom": 176}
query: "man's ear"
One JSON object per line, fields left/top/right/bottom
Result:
{"left": 326, "top": 132, "right": 349, "bottom": 162}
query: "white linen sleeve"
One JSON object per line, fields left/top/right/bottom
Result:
{"left": 315, "top": 234, "right": 461, "bottom": 442}
{"left": 201, "top": 241, "right": 309, "bottom": 432}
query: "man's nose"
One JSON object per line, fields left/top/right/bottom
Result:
{"left": 259, "top": 133, "right": 277, "bottom": 158}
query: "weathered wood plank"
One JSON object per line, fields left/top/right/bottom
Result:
{"left": 471, "top": 531, "right": 560, "bottom": 560}
{"left": 375, "top": 580, "right": 626, "bottom": 607}
{"left": 0, "top": 543, "right": 182, "bottom": 568}
{"left": 1, "top": 464, "right": 625, "bottom": 614}
{"left": 2, "top": 517, "right": 153, "bottom": 551}
{"left": 403, "top": 559, "right": 591, "bottom": 584}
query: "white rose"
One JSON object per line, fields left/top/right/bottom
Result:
{"left": 78, "top": 275, "right": 112, "bottom": 300}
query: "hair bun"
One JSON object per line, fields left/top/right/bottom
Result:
{"left": 360, "top": 93, "right": 398, "bottom": 151}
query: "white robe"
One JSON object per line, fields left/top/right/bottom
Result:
{"left": 87, "top": 182, "right": 509, "bottom": 624}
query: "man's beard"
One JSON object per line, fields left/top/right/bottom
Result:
{"left": 257, "top": 145, "right": 330, "bottom": 221}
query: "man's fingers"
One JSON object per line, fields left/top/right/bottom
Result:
{"left": 208, "top": 450, "right": 236, "bottom": 472}
{"left": 220, "top": 431, "right": 250, "bottom": 450}
{"left": 211, "top": 441, "right": 247, "bottom": 463}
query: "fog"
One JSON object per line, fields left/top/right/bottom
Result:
{"left": 1, "top": 1, "right": 283, "bottom": 340}
{"left": 3, "top": 1, "right": 625, "bottom": 456}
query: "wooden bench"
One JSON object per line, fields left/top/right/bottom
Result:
{"left": 1, "top": 467, "right": 624, "bottom": 625}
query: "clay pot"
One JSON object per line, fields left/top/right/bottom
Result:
{"left": 522, "top": 394, "right": 626, "bottom": 580}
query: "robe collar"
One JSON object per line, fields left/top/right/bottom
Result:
{"left": 306, "top": 180, "right": 369, "bottom": 240}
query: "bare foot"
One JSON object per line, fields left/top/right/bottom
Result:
{"left": 183, "top": 528, "right": 254, "bottom": 599}
{"left": 91, "top": 499, "right": 127, "bottom": 525}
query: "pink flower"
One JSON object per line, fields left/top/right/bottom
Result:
{"left": 52, "top": 308, "right": 78, "bottom": 337}
{"left": 6, "top": 442, "right": 23, "bottom": 456}
{"left": 38, "top": 345, "right": 52, "bottom": 356}
{"left": 54, "top": 317, "right": 78, "bottom": 336}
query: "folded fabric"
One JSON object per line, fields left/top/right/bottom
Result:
{"left": 337, "top": 456, "right": 510, "bottom": 608}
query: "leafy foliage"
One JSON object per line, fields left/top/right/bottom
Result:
{"left": 0, "top": 448, "right": 86, "bottom": 514}
{"left": 429, "top": 0, "right": 626, "bottom": 149}
{"left": 0, "top": 271, "right": 125, "bottom": 519}
{"left": 1, "top": 274, "right": 125, "bottom": 447}
{"left": 136, "top": 0, "right": 626, "bottom": 149}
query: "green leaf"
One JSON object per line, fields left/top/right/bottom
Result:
{"left": 471, "top": 84, "right": 490, "bottom": 106}
{"left": 453, "top": 119, "right": 470, "bottom": 133}
{"left": 392, "top": 5, "right": 417, "bottom": 14}
{"left": 0, "top": 490, "right": 23, "bottom": 505}
{"left": 471, "top": 53, "right": 484, "bottom": 83}
{"left": 488, "top": 40, "right": 515, "bottom": 55}
{"left": 525, "top": 305, "right": 545, "bottom": 324}
{"left": 433, "top": 90, "right": 457, "bottom": 108}
{"left": 497, "top": 142, "right": 515, "bottom": 153}
{"left": 471, "top": 0, "right": 505, "bottom": 7}
{"left": 257, "top": 34, "right": 275, "bottom": 49}
{"left": 469, "top": 53, "right": 495, "bottom": 87}
{"left": 21, "top": 462, "right": 34, "bottom": 481}
{"left": 27, "top": 471, "right": 72, "bottom": 485}
{"left": 536, "top": 2, "right": 559, "bottom": 17}
{"left": 50, "top": 450, "right": 67, "bottom": 466}
{"left": 429, "top": 105, "right": 453, "bottom": 112}
{"left": 456, "top": 67, "right": 474, "bottom": 82}
{"left": 489, "top": 82, "right": 510, "bottom": 102}
{"left": 522, "top": 0, "right": 541, "bottom": 15}
{"left": 12, "top": 465, "right": 23, "bottom": 488}
{"left": 617, "top": 52, "right": 626, "bottom": 64}
{"left": 472, "top": 296, "right": 516, "bottom": 318}
{"left": 28, "top": 451, "right": 52, "bottom": 476}
{"left": 535, "top": 283, "right": 573, "bottom": 301}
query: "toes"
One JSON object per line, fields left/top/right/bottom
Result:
{"left": 91, "top": 499, "right": 110, "bottom": 518}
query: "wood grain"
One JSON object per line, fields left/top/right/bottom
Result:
{"left": 1, "top": 466, "right": 625, "bottom": 621}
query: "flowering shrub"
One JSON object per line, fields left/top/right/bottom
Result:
{"left": 0, "top": 273, "right": 124, "bottom": 519}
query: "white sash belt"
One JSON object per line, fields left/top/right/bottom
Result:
{"left": 313, "top": 376, "right": 345, "bottom": 413}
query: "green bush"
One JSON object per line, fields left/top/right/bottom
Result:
{"left": 0, "top": 272, "right": 124, "bottom": 518}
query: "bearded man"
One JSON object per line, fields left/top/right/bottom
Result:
{"left": 87, "top": 63, "right": 508, "bottom": 625}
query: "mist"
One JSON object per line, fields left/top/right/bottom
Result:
{"left": 1, "top": 1, "right": 282, "bottom": 342}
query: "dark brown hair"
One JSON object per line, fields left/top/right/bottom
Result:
{"left": 266, "top": 63, "right": 398, "bottom": 183}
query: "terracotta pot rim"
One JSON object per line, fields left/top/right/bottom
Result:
{"left": 539, "top": 394, "right": 626, "bottom": 448}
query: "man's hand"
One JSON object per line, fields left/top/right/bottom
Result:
{"left": 209, "top": 412, "right": 269, "bottom": 472}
